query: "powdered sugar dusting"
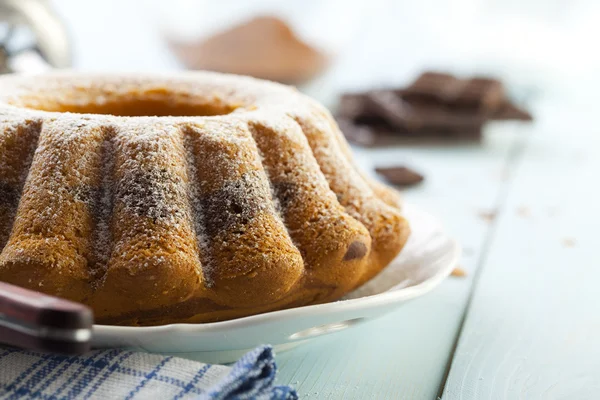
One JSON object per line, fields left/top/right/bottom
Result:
{"left": 182, "top": 125, "right": 211, "bottom": 285}
{"left": 89, "top": 128, "right": 115, "bottom": 280}
{"left": 181, "top": 120, "right": 279, "bottom": 283}
{"left": 0, "top": 118, "right": 42, "bottom": 250}
{"left": 113, "top": 126, "right": 187, "bottom": 224}
{"left": 0, "top": 71, "right": 407, "bottom": 324}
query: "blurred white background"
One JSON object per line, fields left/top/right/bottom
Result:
{"left": 50, "top": 0, "right": 600, "bottom": 102}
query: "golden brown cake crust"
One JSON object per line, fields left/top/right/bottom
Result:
{"left": 0, "top": 71, "right": 409, "bottom": 325}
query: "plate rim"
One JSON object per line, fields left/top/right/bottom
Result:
{"left": 93, "top": 204, "right": 460, "bottom": 335}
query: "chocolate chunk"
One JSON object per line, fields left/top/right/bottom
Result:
{"left": 398, "top": 72, "right": 463, "bottom": 103}
{"left": 400, "top": 72, "right": 532, "bottom": 122}
{"left": 399, "top": 72, "right": 505, "bottom": 112}
{"left": 338, "top": 93, "right": 373, "bottom": 120}
{"left": 365, "top": 90, "right": 421, "bottom": 130}
{"left": 492, "top": 102, "right": 533, "bottom": 121}
{"left": 341, "top": 89, "right": 486, "bottom": 138}
{"left": 343, "top": 241, "right": 368, "bottom": 261}
{"left": 336, "top": 71, "right": 531, "bottom": 147}
{"left": 402, "top": 100, "right": 486, "bottom": 131}
{"left": 458, "top": 77, "right": 505, "bottom": 111}
{"left": 336, "top": 118, "right": 379, "bottom": 147}
{"left": 364, "top": 93, "right": 485, "bottom": 133}
{"left": 375, "top": 166, "right": 424, "bottom": 187}
{"left": 337, "top": 118, "right": 483, "bottom": 146}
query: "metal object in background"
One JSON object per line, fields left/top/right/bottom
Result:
{"left": 0, "top": 1, "right": 81, "bottom": 353}
{"left": 0, "top": 0, "right": 70, "bottom": 73}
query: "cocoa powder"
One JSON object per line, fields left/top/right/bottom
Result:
{"left": 169, "top": 16, "right": 328, "bottom": 84}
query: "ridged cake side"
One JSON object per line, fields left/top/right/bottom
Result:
{"left": 0, "top": 118, "right": 42, "bottom": 251}
{"left": 0, "top": 72, "right": 409, "bottom": 325}
{"left": 290, "top": 103, "right": 410, "bottom": 286}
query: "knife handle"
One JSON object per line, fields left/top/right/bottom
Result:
{"left": 0, "top": 281, "right": 93, "bottom": 354}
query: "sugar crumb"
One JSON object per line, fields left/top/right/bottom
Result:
{"left": 516, "top": 205, "right": 530, "bottom": 218}
{"left": 477, "top": 210, "right": 497, "bottom": 223}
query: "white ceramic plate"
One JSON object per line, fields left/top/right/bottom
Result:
{"left": 92, "top": 204, "right": 460, "bottom": 363}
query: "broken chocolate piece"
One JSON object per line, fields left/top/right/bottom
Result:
{"left": 458, "top": 77, "right": 505, "bottom": 111}
{"left": 398, "top": 72, "right": 463, "bottom": 103}
{"left": 343, "top": 90, "right": 485, "bottom": 133}
{"left": 343, "top": 241, "right": 368, "bottom": 261}
{"left": 365, "top": 90, "right": 421, "bottom": 130}
{"left": 337, "top": 118, "right": 483, "bottom": 146}
{"left": 335, "top": 71, "right": 532, "bottom": 147}
{"left": 400, "top": 72, "right": 505, "bottom": 112}
{"left": 375, "top": 166, "right": 424, "bottom": 187}
{"left": 336, "top": 118, "right": 378, "bottom": 147}
{"left": 492, "top": 102, "right": 533, "bottom": 121}
{"left": 401, "top": 100, "right": 486, "bottom": 131}
{"left": 338, "top": 93, "right": 373, "bottom": 120}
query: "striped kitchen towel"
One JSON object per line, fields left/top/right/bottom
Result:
{"left": 0, "top": 345, "right": 297, "bottom": 399}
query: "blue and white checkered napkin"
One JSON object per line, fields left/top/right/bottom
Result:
{"left": 0, "top": 345, "right": 297, "bottom": 399}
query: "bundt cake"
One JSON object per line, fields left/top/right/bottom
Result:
{"left": 0, "top": 71, "right": 410, "bottom": 326}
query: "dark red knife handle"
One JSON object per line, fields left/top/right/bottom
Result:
{"left": 0, "top": 281, "right": 93, "bottom": 354}
{"left": 0, "top": 325, "right": 91, "bottom": 354}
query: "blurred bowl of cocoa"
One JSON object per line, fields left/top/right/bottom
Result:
{"left": 157, "top": 0, "right": 369, "bottom": 85}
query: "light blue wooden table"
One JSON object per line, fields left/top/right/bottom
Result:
{"left": 54, "top": 1, "right": 599, "bottom": 397}
{"left": 272, "top": 94, "right": 599, "bottom": 399}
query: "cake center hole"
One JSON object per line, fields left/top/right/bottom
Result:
{"left": 12, "top": 89, "right": 240, "bottom": 117}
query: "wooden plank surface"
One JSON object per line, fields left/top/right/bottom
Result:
{"left": 443, "top": 95, "right": 599, "bottom": 399}
{"left": 51, "top": 2, "right": 583, "bottom": 397}
{"left": 275, "top": 125, "right": 529, "bottom": 399}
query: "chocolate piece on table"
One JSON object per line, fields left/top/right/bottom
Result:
{"left": 335, "top": 71, "right": 531, "bottom": 147}
{"left": 412, "top": 125, "right": 483, "bottom": 141}
{"left": 338, "top": 121, "right": 483, "bottom": 146}
{"left": 340, "top": 87, "right": 488, "bottom": 133}
{"left": 364, "top": 90, "right": 421, "bottom": 130}
{"left": 398, "top": 71, "right": 463, "bottom": 103}
{"left": 400, "top": 72, "right": 506, "bottom": 113}
{"left": 338, "top": 110, "right": 484, "bottom": 145}
{"left": 405, "top": 100, "right": 487, "bottom": 131}
{"left": 361, "top": 91, "right": 486, "bottom": 132}
{"left": 338, "top": 93, "right": 372, "bottom": 119}
{"left": 371, "top": 126, "right": 483, "bottom": 145}
{"left": 375, "top": 166, "right": 424, "bottom": 187}
{"left": 492, "top": 102, "right": 533, "bottom": 121}
{"left": 457, "top": 77, "right": 505, "bottom": 111}
{"left": 336, "top": 118, "right": 379, "bottom": 147}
